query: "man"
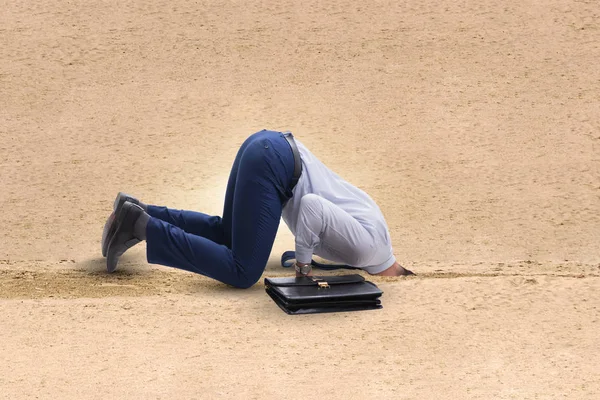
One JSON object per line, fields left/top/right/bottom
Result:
{"left": 102, "top": 130, "right": 413, "bottom": 288}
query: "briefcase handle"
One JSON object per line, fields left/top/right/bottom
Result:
{"left": 265, "top": 275, "right": 366, "bottom": 288}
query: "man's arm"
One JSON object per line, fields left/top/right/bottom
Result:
{"left": 293, "top": 195, "right": 323, "bottom": 277}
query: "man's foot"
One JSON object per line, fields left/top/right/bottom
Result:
{"left": 101, "top": 193, "right": 140, "bottom": 257}
{"left": 113, "top": 192, "right": 140, "bottom": 211}
{"left": 106, "top": 201, "right": 147, "bottom": 273}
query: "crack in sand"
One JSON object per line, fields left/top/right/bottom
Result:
{"left": 1, "top": 268, "right": 598, "bottom": 299}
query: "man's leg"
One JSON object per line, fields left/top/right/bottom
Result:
{"left": 220, "top": 130, "right": 271, "bottom": 248}
{"left": 140, "top": 131, "right": 266, "bottom": 246}
{"left": 145, "top": 131, "right": 294, "bottom": 288}
{"left": 143, "top": 130, "right": 269, "bottom": 247}
{"left": 145, "top": 206, "right": 225, "bottom": 245}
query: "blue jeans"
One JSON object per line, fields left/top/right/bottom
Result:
{"left": 145, "top": 130, "right": 296, "bottom": 288}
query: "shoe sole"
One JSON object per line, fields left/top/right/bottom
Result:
{"left": 101, "top": 211, "right": 116, "bottom": 257}
{"left": 106, "top": 204, "right": 141, "bottom": 273}
{"left": 101, "top": 193, "right": 138, "bottom": 257}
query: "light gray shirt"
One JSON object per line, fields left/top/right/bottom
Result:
{"left": 281, "top": 139, "right": 396, "bottom": 274}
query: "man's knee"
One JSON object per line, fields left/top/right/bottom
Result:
{"left": 230, "top": 261, "right": 263, "bottom": 289}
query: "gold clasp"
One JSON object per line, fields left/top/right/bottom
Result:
{"left": 310, "top": 276, "right": 330, "bottom": 288}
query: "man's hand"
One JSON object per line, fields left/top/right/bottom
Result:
{"left": 375, "top": 262, "right": 415, "bottom": 276}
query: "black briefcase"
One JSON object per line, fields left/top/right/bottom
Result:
{"left": 264, "top": 274, "right": 383, "bottom": 315}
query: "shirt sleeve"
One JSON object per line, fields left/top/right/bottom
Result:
{"left": 294, "top": 194, "right": 325, "bottom": 264}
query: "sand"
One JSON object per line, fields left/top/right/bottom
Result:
{"left": 1, "top": 0, "right": 599, "bottom": 398}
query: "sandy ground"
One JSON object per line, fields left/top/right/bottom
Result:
{"left": 1, "top": 0, "right": 599, "bottom": 398}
